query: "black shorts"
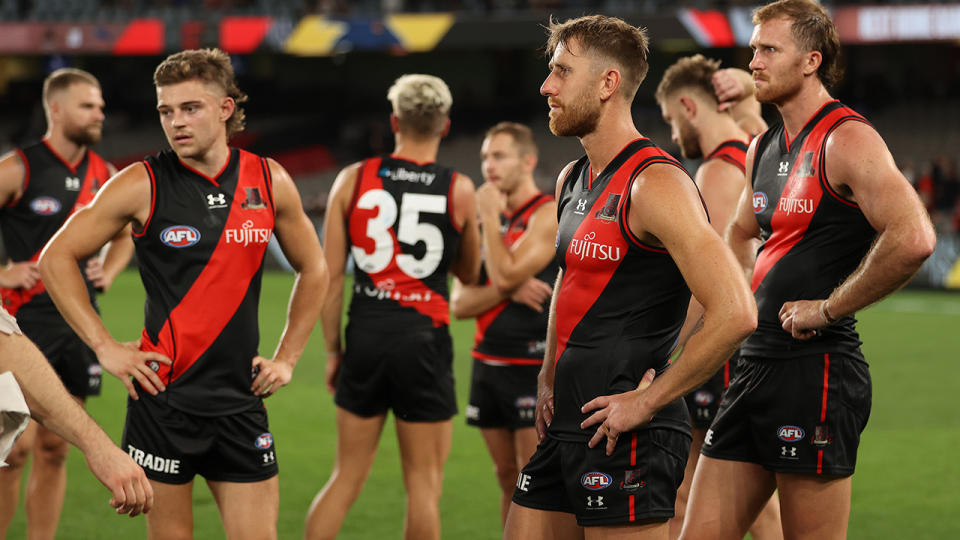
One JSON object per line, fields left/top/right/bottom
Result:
{"left": 466, "top": 359, "right": 539, "bottom": 430}
{"left": 335, "top": 324, "right": 456, "bottom": 422}
{"left": 121, "top": 395, "right": 278, "bottom": 484}
{"left": 701, "top": 352, "right": 871, "bottom": 476}
{"left": 512, "top": 430, "right": 690, "bottom": 527}
{"left": 17, "top": 313, "right": 100, "bottom": 398}
{"left": 683, "top": 357, "right": 735, "bottom": 430}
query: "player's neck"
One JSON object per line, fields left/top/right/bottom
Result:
{"left": 392, "top": 135, "right": 440, "bottom": 165}
{"left": 777, "top": 82, "right": 834, "bottom": 142}
{"left": 505, "top": 179, "right": 539, "bottom": 214}
{"left": 698, "top": 114, "right": 749, "bottom": 157}
{"left": 179, "top": 143, "right": 230, "bottom": 179}
{"left": 580, "top": 105, "right": 641, "bottom": 177}
{"left": 43, "top": 130, "right": 86, "bottom": 167}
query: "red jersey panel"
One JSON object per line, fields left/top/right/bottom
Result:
{"left": 1, "top": 140, "right": 109, "bottom": 316}
{"left": 346, "top": 156, "right": 461, "bottom": 331}
{"left": 550, "top": 138, "right": 693, "bottom": 442}
{"left": 135, "top": 148, "right": 275, "bottom": 415}
{"left": 745, "top": 101, "right": 876, "bottom": 358}
{"left": 705, "top": 139, "right": 748, "bottom": 174}
{"left": 473, "top": 192, "right": 559, "bottom": 365}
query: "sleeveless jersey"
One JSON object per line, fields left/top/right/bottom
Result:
{"left": 135, "top": 148, "right": 275, "bottom": 415}
{"left": 550, "top": 138, "right": 693, "bottom": 442}
{"left": 744, "top": 100, "right": 876, "bottom": 358}
{"left": 705, "top": 139, "right": 749, "bottom": 174}
{"left": 473, "top": 192, "right": 559, "bottom": 365}
{"left": 346, "top": 155, "right": 461, "bottom": 331}
{"left": 0, "top": 140, "right": 109, "bottom": 316}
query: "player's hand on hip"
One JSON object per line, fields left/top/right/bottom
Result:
{"left": 324, "top": 350, "right": 342, "bottom": 395}
{"left": 251, "top": 356, "right": 293, "bottom": 398}
{"left": 779, "top": 300, "right": 825, "bottom": 340}
{"left": 510, "top": 278, "right": 553, "bottom": 312}
{"left": 581, "top": 368, "right": 656, "bottom": 455}
{"left": 97, "top": 340, "right": 171, "bottom": 400}
{"left": 535, "top": 382, "right": 555, "bottom": 442}
{"left": 85, "top": 441, "right": 154, "bottom": 517}
{"left": 0, "top": 261, "right": 40, "bottom": 289}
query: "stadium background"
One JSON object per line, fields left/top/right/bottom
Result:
{"left": 1, "top": 0, "right": 958, "bottom": 537}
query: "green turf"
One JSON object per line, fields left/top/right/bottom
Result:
{"left": 5, "top": 272, "right": 959, "bottom": 538}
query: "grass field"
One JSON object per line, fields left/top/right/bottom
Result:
{"left": 6, "top": 270, "right": 960, "bottom": 539}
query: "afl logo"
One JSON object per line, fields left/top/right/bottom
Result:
{"left": 255, "top": 432, "right": 274, "bottom": 450}
{"left": 694, "top": 390, "right": 714, "bottom": 406}
{"left": 581, "top": 472, "right": 612, "bottom": 491}
{"left": 30, "top": 197, "right": 61, "bottom": 215}
{"left": 752, "top": 191, "right": 768, "bottom": 214}
{"left": 777, "top": 425, "right": 805, "bottom": 442}
{"left": 160, "top": 225, "right": 200, "bottom": 248}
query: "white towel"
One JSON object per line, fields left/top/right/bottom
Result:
{"left": 0, "top": 371, "right": 30, "bottom": 467}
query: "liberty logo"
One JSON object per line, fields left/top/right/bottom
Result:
{"left": 575, "top": 198, "right": 588, "bottom": 215}
{"left": 65, "top": 177, "right": 80, "bottom": 190}
{"left": 594, "top": 194, "right": 620, "bottom": 222}
{"left": 206, "top": 193, "right": 227, "bottom": 208}
{"left": 242, "top": 187, "right": 267, "bottom": 209}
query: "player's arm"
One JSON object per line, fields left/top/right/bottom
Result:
{"left": 38, "top": 164, "right": 170, "bottom": 399}
{"left": 83, "top": 161, "right": 135, "bottom": 292}
{"left": 0, "top": 151, "right": 40, "bottom": 290}
{"left": 725, "top": 140, "right": 763, "bottom": 280}
{"left": 450, "top": 278, "right": 502, "bottom": 319}
{"left": 675, "top": 158, "right": 748, "bottom": 347}
{"left": 712, "top": 68, "right": 767, "bottom": 136}
{"left": 476, "top": 186, "right": 558, "bottom": 293}
{"left": 319, "top": 163, "right": 359, "bottom": 394}
{"left": 250, "top": 159, "right": 329, "bottom": 398}
{"left": 582, "top": 164, "right": 757, "bottom": 453}
{"left": 0, "top": 331, "right": 153, "bottom": 516}
{"left": 779, "top": 122, "right": 936, "bottom": 339}
{"left": 449, "top": 173, "right": 481, "bottom": 285}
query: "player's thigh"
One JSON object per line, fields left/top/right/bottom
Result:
{"left": 207, "top": 477, "right": 279, "bottom": 540}
{"left": 332, "top": 407, "right": 386, "bottom": 474}
{"left": 481, "top": 427, "right": 520, "bottom": 475}
{"left": 680, "top": 456, "right": 776, "bottom": 540}
{"left": 585, "top": 521, "right": 668, "bottom": 540}
{"left": 3, "top": 420, "right": 37, "bottom": 469}
{"left": 395, "top": 418, "right": 453, "bottom": 477}
{"left": 776, "top": 472, "right": 850, "bottom": 540}
{"left": 32, "top": 419, "right": 71, "bottom": 462}
{"left": 513, "top": 426, "right": 539, "bottom": 470}
{"left": 145, "top": 480, "right": 195, "bottom": 540}
{"left": 504, "top": 503, "right": 582, "bottom": 540}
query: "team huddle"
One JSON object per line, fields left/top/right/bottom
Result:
{"left": 0, "top": 1, "right": 936, "bottom": 539}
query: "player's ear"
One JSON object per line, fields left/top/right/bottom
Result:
{"left": 440, "top": 117, "right": 451, "bottom": 138}
{"left": 220, "top": 96, "right": 235, "bottom": 123}
{"left": 598, "top": 68, "right": 621, "bottom": 101}
{"left": 679, "top": 96, "right": 697, "bottom": 118}
{"left": 523, "top": 152, "right": 538, "bottom": 174}
{"left": 389, "top": 113, "right": 400, "bottom": 134}
{"left": 804, "top": 50, "right": 822, "bottom": 78}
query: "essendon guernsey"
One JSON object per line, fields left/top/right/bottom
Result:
{"left": 744, "top": 101, "right": 876, "bottom": 358}
{"left": 473, "top": 193, "right": 558, "bottom": 365}
{"left": 706, "top": 139, "right": 749, "bottom": 174}
{"left": 0, "top": 140, "right": 109, "bottom": 315}
{"left": 550, "top": 138, "right": 693, "bottom": 442}
{"left": 135, "top": 148, "right": 275, "bottom": 415}
{"left": 346, "top": 156, "right": 461, "bottom": 331}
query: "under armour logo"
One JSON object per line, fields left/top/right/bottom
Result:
{"left": 576, "top": 199, "right": 587, "bottom": 212}
{"left": 207, "top": 193, "right": 227, "bottom": 207}
{"left": 262, "top": 451, "right": 275, "bottom": 464}
{"left": 586, "top": 496, "right": 604, "bottom": 507}
{"left": 778, "top": 161, "right": 790, "bottom": 175}
{"left": 781, "top": 446, "right": 797, "bottom": 457}
{"left": 65, "top": 177, "right": 80, "bottom": 190}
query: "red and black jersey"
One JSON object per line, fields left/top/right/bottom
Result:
{"left": 346, "top": 155, "right": 462, "bottom": 332}
{"left": 135, "top": 148, "right": 275, "bottom": 415}
{"left": 550, "top": 138, "right": 693, "bottom": 442}
{"left": 744, "top": 101, "right": 876, "bottom": 358}
{"left": 473, "top": 192, "right": 558, "bottom": 366}
{"left": 0, "top": 140, "right": 109, "bottom": 316}
{"left": 705, "top": 139, "right": 749, "bottom": 174}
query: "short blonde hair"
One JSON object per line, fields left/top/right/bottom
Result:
{"left": 485, "top": 122, "right": 538, "bottom": 158}
{"left": 387, "top": 74, "right": 452, "bottom": 138}
{"left": 42, "top": 68, "right": 100, "bottom": 107}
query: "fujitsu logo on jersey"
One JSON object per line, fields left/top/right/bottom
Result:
{"left": 225, "top": 219, "right": 271, "bottom": 246}
{"left": 777, "top": 197, "right": 815, "bottom": 215}
{"left": 379, "top": 166, "right": 435, "bottom": 186}
{"left": 568, "top": 231, "right": 622, "bottom": 262}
